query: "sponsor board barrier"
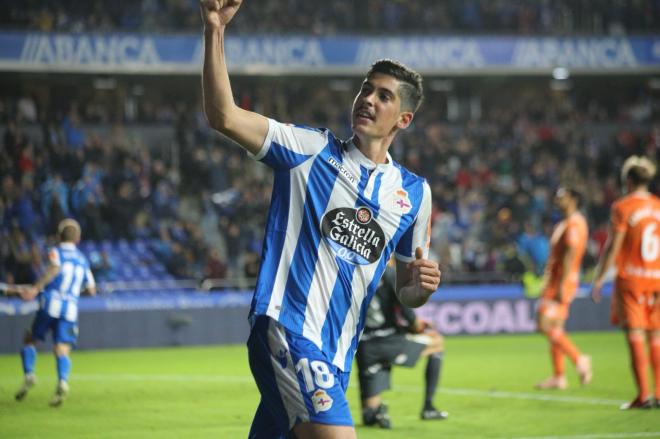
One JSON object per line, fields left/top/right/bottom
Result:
{"left": 0, "top": 284, "right": 614, "bottom": 352}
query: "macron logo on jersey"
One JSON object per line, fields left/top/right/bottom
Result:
{"left": 327, "top": 156, "right": 357, "bottom": 186}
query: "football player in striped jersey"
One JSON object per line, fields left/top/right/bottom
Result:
{"left": 14, "top": 219, "right": 95, "bottom": 407}
{"left": 201, "top": 1, "right": 441, "bottom": 437}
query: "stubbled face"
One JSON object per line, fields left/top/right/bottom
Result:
{"left": 351, "top": 73, "right": 411, "bottom": 141}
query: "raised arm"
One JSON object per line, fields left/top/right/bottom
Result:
{"left": 201, "top": 0, "right": 269, "bottom": 155}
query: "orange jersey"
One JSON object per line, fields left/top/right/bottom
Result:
{"left": 611, "top": 191, "right": 660, "bottom": 290}
{"left": 544, "top": 212, "right": 589, "bottom": 294}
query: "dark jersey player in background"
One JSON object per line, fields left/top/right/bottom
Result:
{"left": 356, "top": 261, "right": 447, "bottom": 428}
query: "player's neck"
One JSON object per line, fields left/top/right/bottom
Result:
{"left": 352, "top": 134, "right": 392, "bottom": 165}
{"left": 629, "top": 185, "right": 649, "bottom": 195}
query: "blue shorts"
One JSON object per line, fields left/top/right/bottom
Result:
{"left": 247, "top": 315, "right": 353, "bottom": 438}
{"left": 31, "top": 310, "right": 78, "bottom": 345}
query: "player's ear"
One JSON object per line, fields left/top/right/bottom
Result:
{"left": 397, "top": 111, "right": 413, "bottom": 130}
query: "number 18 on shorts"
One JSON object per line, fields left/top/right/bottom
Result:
{"left": 247, "top": 316, "right": 353, "bottom": 435}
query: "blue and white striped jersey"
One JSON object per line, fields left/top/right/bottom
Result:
{"left": 40, "top": 242, "right": 95, "bottom": 322}
{"left": 249, "top": 119, "right": 433, "bottom": 371}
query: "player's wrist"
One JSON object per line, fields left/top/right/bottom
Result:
{"left": 204, "top": 24, "right": 226, "bottom": 36}
{"left": 398, "top": 285, "right": 431, "bottom": 308}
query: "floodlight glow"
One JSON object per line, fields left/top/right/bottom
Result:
{"left": 552, "top": 67, "right": 570, "bottom": 80}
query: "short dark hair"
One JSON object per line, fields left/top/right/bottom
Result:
{"left": 58, "top": 219, "right": 81, "bottom": 243}
{"left": 557, "top": 187, "right": 582, "bottom": 207}
{"left": 367, "top": 59, "right": 424, "bottom": 113}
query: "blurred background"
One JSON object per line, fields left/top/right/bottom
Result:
{"left": 0, "top": 1, "right": 659, "bottom": 349}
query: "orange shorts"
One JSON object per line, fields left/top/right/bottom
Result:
{"left": 537, "top": 299, "right": 570, "bottom": 321}
{"left": 610, "top": 278, "right": 660, "bottom": 330}
{"left": 537, "top": 282, "right": 577, "bottom": 321}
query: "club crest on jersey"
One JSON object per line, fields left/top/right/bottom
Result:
{"left": 321, "top": 207, "right": 385, "bottom": 265}
{"left": 393, "top": 189, "right": 412, "bottom": 214}
{"left": 311, "top": 389, "right": 333, "bottom": 413}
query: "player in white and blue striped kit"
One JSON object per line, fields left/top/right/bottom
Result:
{"left": 15, "top": 219, "right": 96, "bottom": 407}
{"left": 201, "top": 1, "right": 441, "bottom": 437}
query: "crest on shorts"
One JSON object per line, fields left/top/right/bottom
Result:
{"left": 311, "top": 389, "right": 333, "bottom": 413}
{"left": 394, "top": 353, "right": 409, "bottom": 365}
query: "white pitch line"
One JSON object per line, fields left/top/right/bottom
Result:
{"left": 432, "top": 386, "right": 625, "bottom": 406}
{"left": 508, "top": 433, "right": 660, "bottom": 439}
{"left": 0, "top": 373, "right": 626, "bottom": 406}
{"left": 73, "top": 373, "right": 254, "bottom": 383}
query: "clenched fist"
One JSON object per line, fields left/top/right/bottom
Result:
{"left": 200, "top": 0, "right": 243, "bottom": 29}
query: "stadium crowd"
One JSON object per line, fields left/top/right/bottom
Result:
{"left": 1, "top": 77, "right": 657, "bottom": 288}
{"left": 3, "top": 0, "right": 658, "bottom": 35}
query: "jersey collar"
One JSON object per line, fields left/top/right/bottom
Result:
{"left": 344, "top": 138, "right": 393, "bottom": 172}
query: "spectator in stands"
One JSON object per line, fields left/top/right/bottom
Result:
{"left": 6, "top": 227, "right": 37, "bottom": 284}
{"left": 203, "top": 249, "right": 227, "bottom": 281}
{"left": 517, "top": 222, "right": 550, "bottom": 276}
{"left": 61, "top": 110, "right": 86, "bottom": 150}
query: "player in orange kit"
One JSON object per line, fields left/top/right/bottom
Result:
{"left": 592, "top": 156, "right": 660, "bottom": 409}
{"left": 535, "top": 187, "right": 592, "bottom": 390}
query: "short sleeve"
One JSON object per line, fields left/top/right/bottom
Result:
{"left": 249, "top": 118, "right": 329, "bottom": 170}
{"left": 611, "top": 202, "right": 627, "bottom": 233}
{"left": 48, "top": 248, "right": 61, "bottom": 266}
{"left": 395, "top": 181, "right": 432, "bottom": 262}
{"left": 85, "top": 267, "right": 96, "bottom": 289}
{"left": 565, "top": 219, "right": 582, "bottom": 247}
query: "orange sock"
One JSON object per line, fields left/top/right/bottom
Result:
{"left": 650, "top": 336, "right": 660, "bottom": 400}
{"left": 627, "top": 332, "right": 649, "bottom": 401}
{"left": 551, "top": 343, "right": 565, "bottom": 377}
{"left": 549, "top": 327, "right": 580, "bottom": 364}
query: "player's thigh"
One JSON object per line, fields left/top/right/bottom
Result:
{"left": 30, "top": 310, "right": 55, "bottom": 342}
{"left": 649, "top": 291, "right": 660, "bottom": 330}
{"left": 249, "top": 400, "right": 291, "bottom": 439}
{"left": 420, "top": 331, "right": 444, "bottom": 355}
{"left": 394, "top": 334, "right": 427, "bottom": 367}
{"left": 356, "top": 340, "right": 393, "bottom": 399}
{"left": 356, "top": 339, "right": 391, "bottom": 375}
{"left": 247, "top": 318, "right": 303, "bottom": 436}
{"left": 293, "top": 422, "right": 356, "bottom": 439}
{"left": 54, "top": 319, "right": 79, "bottom": 346}
{"left": 247, "top": 316, "right": 353, "bottom": 432}
{"left": 358, "top": 364, "right": 391, "bottom": 400}
{"left": 536, "top": 300, "right": 568, "bottom": 331}
{"left": 615, "top": 286, "right": 650, "bottom": 330}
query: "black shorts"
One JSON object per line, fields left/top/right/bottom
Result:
{"left": 356, "top": 332, "right": 430, "bottom": 398}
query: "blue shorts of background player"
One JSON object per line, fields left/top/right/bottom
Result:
{"left": 31, "top": 310, "right": 79, "bottom": 345}
{"left": 247, "top": 315, "right": 353, "bottom": 438}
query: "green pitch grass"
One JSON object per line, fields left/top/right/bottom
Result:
{"left": 1, "top": 332, "right": 659, "bottom": 438}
